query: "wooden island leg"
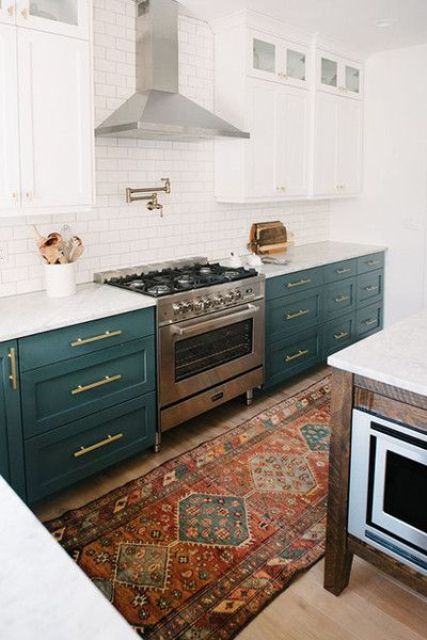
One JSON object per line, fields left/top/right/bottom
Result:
{"left": 324, "top": 367, "right": 354, "bottom": 595}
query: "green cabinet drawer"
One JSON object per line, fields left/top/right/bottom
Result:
{"left": 324, "top": 259, "right": 357, "bottom": 283}
{"left": 324, "top": 278, "right": 356, "bottom": 320}
{"left": 357, "top": 252, "right": 385, "bottom": 275}
{"left": 357, "top": 270, "right": 383, "bottom": 307}
{"left": 266, "top": 288, "right": 323, "bottom": 341}
{"left": 357, "top": 302, "right": 383, "bottom": 338}
{"left": 19, "top": 308, "right": 155, "bottom": 371}
{"left": 266, "top": 329, "right": 322, "bottom": 388}
{"left": 266, "top": 267, "right": 324, "bottom": 301}
{"left": 21, "top": 337, "right": 155, "bottom": 438}
{"left": 25, "top": 393, "right": 156, "bottom": 502}
{"left": 323, "top": 314, "right": 356, "bottom": 358}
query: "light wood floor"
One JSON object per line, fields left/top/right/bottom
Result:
{"left": 35, "top": 366, "right": 427, "bottom": 640}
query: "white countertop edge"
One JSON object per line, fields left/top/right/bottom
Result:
{"left": 0, "top": 477, "right": 139, "bottom": 640}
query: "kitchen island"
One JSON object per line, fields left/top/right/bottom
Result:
{"left": 0, "top": 476, "right": 139, "bottom": 639}
{"left": 325, "top": 310, "right": 427, "bottom": 597}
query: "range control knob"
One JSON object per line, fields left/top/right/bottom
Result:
{"left": 234, "top": 289, "right": 242, "bottom": 301}
{"left": 224, "top": 291, "right": 235, "bottom": 304}
{"left": 202, "top": 297, "right": 212, "bottom": 310}
{"left": 213, "top": 295, "right": 224, "bottom": 307}
{"left": 181, "top": 301, "right": 193, "bottom": 313}
{"left": 173, "top": 303, "right": 184, "bottom": 315}
{"left": 193, "top": 298, "right": 205, "bottom": 313}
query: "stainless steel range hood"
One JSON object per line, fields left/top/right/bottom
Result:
{"left": 95, "top": 0, "right": 249, "bottom": 141}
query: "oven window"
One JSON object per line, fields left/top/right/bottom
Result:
{"left": 383, "top": 451, "right": 427, "bottom": 534}
{"left": 175, "top": 319, "right": 253, "bottom": 382}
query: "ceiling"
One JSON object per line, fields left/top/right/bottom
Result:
{"left": 179, "top": 0, "right": 427, "bottom": 54}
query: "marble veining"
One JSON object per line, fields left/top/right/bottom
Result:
{"left": 329, "top": 310, "right": 427, "bottom": 397}
{"left": 0, "top": 477, "right": 138, "bottom": 640}
{"left": 0, "top": 283, "right": 156, "bottom": 343}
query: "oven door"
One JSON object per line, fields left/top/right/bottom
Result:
{"left": 369, "top": 421, "right": 427, "bottom": 552}
{"left": 349, "top": 409, "right": 427, "bottom": 573}
{"left": 159, "top": 300, "right": 264, "bottom": 407}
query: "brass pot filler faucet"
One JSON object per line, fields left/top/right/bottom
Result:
{"left": 126, "top": 178, "right": 171, "bottom": 216}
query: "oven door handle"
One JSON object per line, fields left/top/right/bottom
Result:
{"left": 170, "top": 304, "right": 259, "bottom": 338}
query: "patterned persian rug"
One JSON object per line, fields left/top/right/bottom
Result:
{"left": 45, "top": 376, "right": 331, "bottom": 640}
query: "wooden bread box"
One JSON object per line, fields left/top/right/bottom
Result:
{"left": 248, "top": 221, "right": 292, "bottom": 255}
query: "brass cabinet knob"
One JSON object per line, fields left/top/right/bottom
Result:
{"left": 21, "top": 7, "right": 28, "bottom": 18}
{"left": 7, "top": 4, "right": 14, "bottom": 16}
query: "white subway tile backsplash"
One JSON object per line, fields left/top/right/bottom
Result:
{"left": 0, "top": 3, "right": 329, "bottom": 298}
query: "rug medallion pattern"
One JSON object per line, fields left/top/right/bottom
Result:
{"left": 45, "top": 377, "right": 331, "bottom": 640}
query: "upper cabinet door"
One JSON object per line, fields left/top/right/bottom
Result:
{"left": 17, "top": 28, "right": 94, "bottom": 210}
{"left": 250, "top": 31, "right": 280, "bottom": 82}
{"left": 0, "top": 24, "right": 20, "bottom": 213}
{"left": 317, "top": 50, "right": 363, "bottom": 99}
{"left": 313, "top": 92, "right": 338, "bottom": 196}
{"left": 276, "top": 86, "right": 309, "bottom": 196}
{"left": 246, "top": 79, "right": 277, "bottom": 198}
{"left": 0, "top": 1, "right": 16, "bottom": 24}
{"left": 336, "top": 98, "right": 363, "bottom": 194}
{"left": 249, "top": 30, "right": 309, "bottom": 88}
{"left": 16, "top": 0, "right": 89, "bottom": 39}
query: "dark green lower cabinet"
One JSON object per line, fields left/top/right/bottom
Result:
{"left": 25, "top": 393, "right": 156, "bottom": 502}
{"left": 323, "top": 313, "right": 356, "bottom": 358}
{"left": 266, "top": 329, "right": 322, "bottom": 388}
{"left": 0, "top": 341, "right": 25, "bottom": 498}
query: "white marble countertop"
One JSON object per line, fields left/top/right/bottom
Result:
{"left": 0, "top": 283, "right": 156, "bottom": 343}
{"left": 329, "top": 310, "right": 427, "bottom": 397}
{"left": 0, "top": 476, "right": 138, "bottom": 640}
{"left": 250, "top": 241, "right": 387, "bottom": 279}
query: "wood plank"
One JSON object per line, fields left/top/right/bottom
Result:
{"left": 324, "top": 367, "right": 354, "bottom": 595}
{"left": 354, "top": 375, "right": 427, "bottom": 410}
{"left": 354, "top": 387, "right": 427, "bottom": 434}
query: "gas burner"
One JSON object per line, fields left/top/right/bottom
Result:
{"left": 176, "top": 274, "right": 194, "bottom": 286}
{"left": 147, "top": 284, "right": 172, "bottom": 296}
{"left": 199, "top": 266, "right": 213, "bottom": 275}
{"left": 129, "top": 279, "right": 145, "bottom": 289}
{"left": 223, "top": 270, "right": 240, "bottom": 280}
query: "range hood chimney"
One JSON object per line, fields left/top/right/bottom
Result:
{"left": 95, "top": 0, "right": 250, "bottom": 141}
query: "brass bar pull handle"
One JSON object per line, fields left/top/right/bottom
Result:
{"left": 367, "top": 260, "right": 380, "bottom": 267}
{"left": 336, "top": 268, "right": 352, "bottom": 275}
{"left": 71, "top": 330, "right": 122, "bottom": 348}
{"left": 364, "top": 285, "right": 379, "bottom": 292}
{"left": 363, "top": 318, "right": 377, "bottom": 327}
{"left": 286, "top": 309, "right": 310, "bottom": 321}
{"left": 334, "top": 331, "right": 349, "bottom": 341}
{"left": 286, "top": 278, "right": 311, "bottom": 289}
{"left": 8, "top": 348, "right": 18, "bottom": 391}
{"left": 335, "top": 295, "right": 350, "bottom": 303}
{"left": 71, "top": 374, "right": 122, "bottom": 396}
{"left": 74, "top": 433, "right": 124, "bottom": 459}
{"left": 285, "top": 349, "right": 309, "bottom": 363}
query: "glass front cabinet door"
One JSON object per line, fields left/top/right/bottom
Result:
{"left": 250, "top": 31, "right": 309, "bottom": 88}
{"left": 318, "top": 50, "right": 362, "bottom": 98}
{"left": 16, "top": 1, "right": 89, "bottom": 38}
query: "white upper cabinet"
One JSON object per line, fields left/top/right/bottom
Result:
{"left": 8, "top": 1, "right": 90, "bottom": 38}
{"left": 0, "top": 1, "right": 15, "bottom": 23}
{"left": 0, "top": 24, "right": 20, "bottom": 210}
{"left": 249, "top": 29, "right": 310, "bottom": 89}
{"left": 317, "top": 49, "right": 363, "bottom": 98}
{"left": 17, "top": 28, "right": 93, "bottom": 211}
{"left": 313, "top": 92, "right": 362, "bottom": 196}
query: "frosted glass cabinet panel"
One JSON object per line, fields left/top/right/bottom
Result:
{"left": 321, "top": 57, "right": 338, "bottom": 87}
{"left": 17, "top": 0, "right": 89, "bottom": 38}
{"left": 287, "top": 49, "right": 306, "bottom": 82}
{"left": 345, "top": 65, "right": 360, "bottom": 94}
{"left": 253, "top": 38, "right": 276, "bottom": 74}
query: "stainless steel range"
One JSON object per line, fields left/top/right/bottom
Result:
{"left": 95, "top": 258, "right": 265, "bottom": 445}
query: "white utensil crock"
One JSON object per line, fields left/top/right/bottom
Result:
{"left": 44, "top": 263, "right": 76, "bottom": 298}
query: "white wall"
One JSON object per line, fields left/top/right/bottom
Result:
{"left": 0, "top": 0, "right": 330, "bottom": 298}
{"left": 330, "top": 43, "right": 427, "bottom": 327}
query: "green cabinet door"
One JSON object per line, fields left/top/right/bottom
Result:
{"left": 0, "top": 341, "right": 25, "bottom": 498}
